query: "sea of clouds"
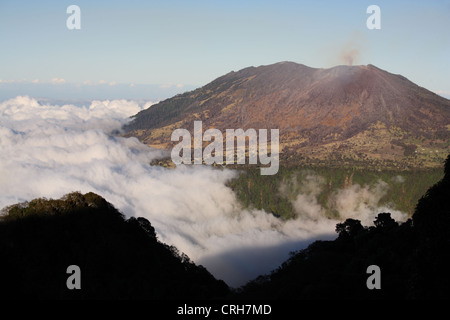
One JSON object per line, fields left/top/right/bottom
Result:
{"left": 0, "top": 96, "right": 407, "bottom": 287}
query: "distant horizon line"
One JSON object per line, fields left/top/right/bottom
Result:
{"left": 1, "top": 90, "right": 450, "bottom": 105}
{"left": 1, "top": 60, "right": 450, "bottom": 101}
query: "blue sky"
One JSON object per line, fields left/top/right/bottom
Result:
{"left": 1, "top": 0, "right": 449, "bottom": 100}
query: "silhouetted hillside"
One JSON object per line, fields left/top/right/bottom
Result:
{"left": 1, "top": 155, "right": 449, "bottom": 299}
{"left": 0, "top": 192, "right": 229, "bottom": 299}
{"left": 410, "top": 152, "right": 450, "bottom": 298}
{"left": 235, "top": 154, "right": 450, "bottom": 299}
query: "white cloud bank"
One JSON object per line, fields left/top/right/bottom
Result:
{"left": 0, "top": 96, "right": 406, "bottom": 287}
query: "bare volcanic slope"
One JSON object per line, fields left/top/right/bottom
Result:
{"left": 125, "top": 62, "right": 450, "bottom": 169}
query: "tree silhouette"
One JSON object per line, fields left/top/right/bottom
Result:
{"left": 335, "top": 218, "right": 365, "bottom": 240}
{"left": 373, "top": 212, "right": 398, "bottom": 230}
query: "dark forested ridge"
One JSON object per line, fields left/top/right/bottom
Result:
{"left": 0, "top": 155, "right": 449, "bottom": 299}
{"left": 0, "top": 192, "right": 228, "bottom": 299}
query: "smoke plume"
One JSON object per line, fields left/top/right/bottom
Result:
{"left": 340, "top": 47, "right": 360, "bottom": 66}
{"left": 337, "top": 32, "right": 365, "bottom": 66}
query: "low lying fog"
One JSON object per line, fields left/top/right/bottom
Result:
{"left": 0, "top": 96, "right": 406, "bottom": 287}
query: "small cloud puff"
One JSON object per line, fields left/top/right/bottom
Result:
{"left": 51, "top": 77, "right": 66, "bottom": 84}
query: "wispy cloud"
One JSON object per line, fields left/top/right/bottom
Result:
{"left": 50, "top": 77, "right": 66, "bottom": 84}
{"left": 0, "top": 79, "right": 26, "bottom": 84}
{"left": 159, "top": 83, "right": 185, "bottom": 89}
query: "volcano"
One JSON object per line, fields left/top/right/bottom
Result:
{"left": 125, "top": 62, "right": 450, "bottom": 169}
